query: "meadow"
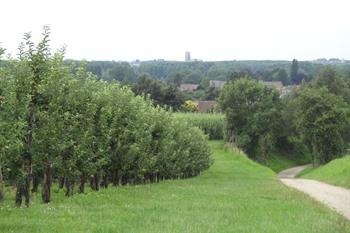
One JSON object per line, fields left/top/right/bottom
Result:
{"left": 0, "top": 141, "right": 349, "bottom": 233}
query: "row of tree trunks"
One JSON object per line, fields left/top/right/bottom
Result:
{"left": 9, "top": 170, "right": 168, "bottom": 207}
{"left": 90, "top": 173, "right": 100, "bottom": 191}
{"left": 10, "top": 171, "right": 167, "bottom": 207}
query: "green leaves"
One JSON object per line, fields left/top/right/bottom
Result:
{"left": 0, "top": 29, "right": 212, "bottom": 204}
{"left": 295, "top": 87, "right": 349, "bottom": 164}
{"left": 219, "top": 77, "right": 281, "bottom": 160}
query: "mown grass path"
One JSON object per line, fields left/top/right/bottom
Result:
{"left": 0, "top": 141, "right": 349, "bottom": 233}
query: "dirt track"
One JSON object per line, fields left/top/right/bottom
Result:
{"left": 278, "top": 165, "right": 350, "bottom": 220}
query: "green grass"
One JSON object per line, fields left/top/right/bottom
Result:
{"left": 300, "top": 155, "right": 350, "bottom": 189}
{"left": 264, "top": 152, "right": 311, "bottom": 173}
{"left": 296, "top": 166, "right": 315, "bottom": 177}
{"left": 0, "top": 141, "right": 349, "bottom": 233}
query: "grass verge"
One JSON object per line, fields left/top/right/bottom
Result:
{"left": 0, "top": 141, "right": 349, "bottom": 233}
{"left": 300, "top": 155, "right": 350, "bottom": 189}
{"left": 264, "top": 151, "right": 311, "bottom": 173}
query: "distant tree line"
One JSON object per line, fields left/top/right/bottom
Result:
{"left": 56, "top": 58, "right": 350, "bottom": 107}
{"left": 63, "top": 59, "right": 350, "bottom": 87}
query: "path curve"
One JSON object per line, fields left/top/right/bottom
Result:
{"left": 278, "top": 164, "right": 310, "bottom": 179}
{"left": 278, "top": 165, "right": 350, "bottom": 220}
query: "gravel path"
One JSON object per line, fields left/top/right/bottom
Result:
{"left": 278, "top": 165, "right": 350, "bottom": 220}
{"left": 278, "top": 165, "right": 310, "bottom": 179}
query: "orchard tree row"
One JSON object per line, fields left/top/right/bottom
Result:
{"left": 0, "top": 28, "right": 212, "bottom": 207}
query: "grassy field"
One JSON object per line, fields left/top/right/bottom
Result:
{"left": 173, "top": 113, "right": 224, "bottom": 139}
{"left": 264, "top": 152, "right": 311, "bottom": 173}
{"left": 0, "top": 141, "right": 349, "bottom": 233}
{"left": 299, "top": 155, "right": 350, "bottom": 189}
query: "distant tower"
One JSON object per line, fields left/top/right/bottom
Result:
{"left": 185, "top": 51, "right": 191, "bottom": 62}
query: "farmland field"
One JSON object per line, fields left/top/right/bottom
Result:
{"left": 0, "top": 141, "right": 349, "bottom": 233}
{"left": 173, "top": 113, "right": 224, "bottom": 139}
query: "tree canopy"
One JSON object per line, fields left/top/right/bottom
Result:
{"left": 295, "top": 87, "right": 349, "bottom": 164}
{"left": 219, "top": 77, "right": 281, "bottom": 160}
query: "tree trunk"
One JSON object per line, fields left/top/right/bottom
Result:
{"left": 22, "top": 102, "right": 34, "bottom": 206}
{"left": 79, "top": 175, "right": 85, "bottom": 194}
{"left": 117, "top": 171, "right": 122, "bottom": 186}
{"left": 42, "top": 163, "right": 52, "bottom": 203}
{"left": 16, "top": 160, "right": 31, "bottom": 207}
{"left": 112, "top": 170, "right": 117, "bottom": 186}
{"left": 31, "top": 174, "right": 40, "bottom": 193}
{"left": 59, "top": 177, "right": 65, "bottom": 189}
{"left": 90, "top": 177, "right": 94, "bottom": 189}
{"left": 16, "top": 177, "right": 31, "bottom": 207}
{"left": 24, "top": 174, "right": 30, "bottom": 207}
{"left": 15, "top": 184, "right": 24, "bottom": 207}
{"left": 103, "top": 174, "right": 109, "bottom": 188}
{"left": 0, "top": 163, "right": 4, "bottom": 201}
{"left": 93, "top": 173, "right": 100, "bottom": 191}
{"left": 16, "top": 112, "right": 33, "bottom": 207}
{"left": 65, "top": 178, "right": 74, "bottom": 197}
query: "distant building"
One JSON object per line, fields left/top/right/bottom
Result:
{"left": 313, "top": 58, "right": 346, "bottom": 64}
{"left": 184, "top": 51, "right": 202, "bottom": 62}
{"left": 191, "top": 58, "right": 203, "bottom": 62}
{"left": 263, "top": 81, "right": 283, "bottom": 92}
{"left": 329, "top": 58, "right": 342, "bottom": 63}
{"left": 209, "top": 80, "right": 226, "bottom": 89}
{"left": 179, "top": 83, "right": 199, "bottom": 91}
{"left": 185, "top": 51, "right": 191, "bottom": 62}
{"left": 197, "top": 101, "right": 216, "bottom": 113}
{"left": 314, "top": 58, "right": 328, "bottom": 63}
{"left": 129, "top": 60, "right": 141, "bottom": 67}
{"left": 281, "top": 85, "right": 298, "bottom": 97}
{"left": 263, "top": 82, "right": 298, "bottom": 98}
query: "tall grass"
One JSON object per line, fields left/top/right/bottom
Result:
{"left": 173, "top": 113, "right": 225, "bottom": 140}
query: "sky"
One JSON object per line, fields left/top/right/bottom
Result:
{"left": 1, "top": 0, "right": 349, "bottom": 61}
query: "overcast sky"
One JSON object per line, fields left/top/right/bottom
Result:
{"left": 1, "top": 0, "right": 349, "bottom": 61}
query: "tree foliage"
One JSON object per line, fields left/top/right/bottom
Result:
{"left": 219, "top": 77, "right": 281, "bottom": 160}
{"left": 132, "top": 75, "right": 185, "bottom": 110}
{"left": 312, "top": 67, "right": 350, "bottom": 103}
{"left": 295, "top": 87, "right": 349, "bottom": 164}
{"left": 0, "top": 29, "right": 212, "bottom": 206}
{"left": 290, "top": 59, "right": 300, "bottom": 84}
